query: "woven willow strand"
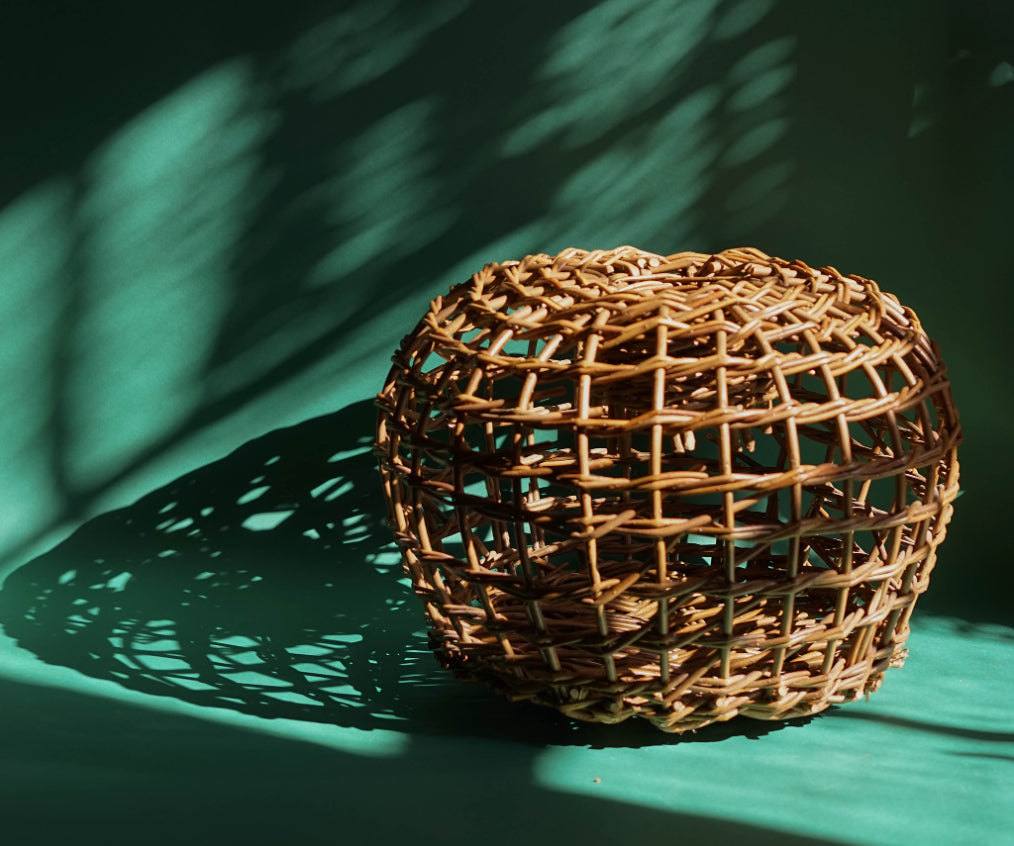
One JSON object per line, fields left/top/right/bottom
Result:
{"left": 376, "top": 246, "right": 961, "bottom": 732}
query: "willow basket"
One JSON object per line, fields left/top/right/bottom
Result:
{"left": 375, "top": 246, "right": 961, "bottom": 732}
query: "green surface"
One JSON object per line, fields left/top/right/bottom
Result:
{"left": 0, "top": 1, "right": 1011, "bottom": 843}
{"left": 0, "top": 400, "right": 1009, "bottom": 845}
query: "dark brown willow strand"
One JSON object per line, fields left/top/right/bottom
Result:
{"left": 375, "top": 246, "right": 961, "bottom": 732}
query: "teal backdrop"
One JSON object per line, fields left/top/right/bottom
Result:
{"left": 0, "top": 1, "right": 1010, "bottom": 844}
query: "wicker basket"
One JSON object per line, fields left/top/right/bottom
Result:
{"left": 375, "top": 246, "right": 961, "bottom": 732}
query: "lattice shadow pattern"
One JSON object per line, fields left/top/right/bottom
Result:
{"left": 376, "top": 246, "right": 961, "bottom": 732}
{"left": 0, "top": 405, "right": 442, "bottom": 729}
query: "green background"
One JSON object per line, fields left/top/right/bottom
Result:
{"left": 0, "top": 1, "right": 1010, "bottom": 843}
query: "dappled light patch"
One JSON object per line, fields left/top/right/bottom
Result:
{"left": 277, "top": 0, "right": 469, "bottom": 101}
{"left": 67, "top": 59, "right": 274, "bottom": 489}
{"left": 0, "top": 182, "right": 75, "bottom": 549}
{"left": 502, "top": 0, "right": 721, "bottom": 155}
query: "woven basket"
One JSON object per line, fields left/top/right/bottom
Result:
{"left": 375, "top": 246, "right": 961, "bottom": 732}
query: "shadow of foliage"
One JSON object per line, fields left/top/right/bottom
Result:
{"left": 0, "top": 397, "right": 813, "bottom": 747}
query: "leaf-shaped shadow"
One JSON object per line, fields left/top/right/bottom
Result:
{"left": 0, "top": 397, "right": 813, "bottom": 746}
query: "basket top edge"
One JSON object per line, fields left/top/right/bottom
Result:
{"left": 476, "top": 246, "right": 867, "bottom": 290}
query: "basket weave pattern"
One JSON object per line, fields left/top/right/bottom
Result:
{"left": 376, "top": 247, "right": 961, "bottom": 732}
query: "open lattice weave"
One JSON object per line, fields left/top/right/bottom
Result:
{"left": 375, "top": 246, "right": 961, "bottom": 732}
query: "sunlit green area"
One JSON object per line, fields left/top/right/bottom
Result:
{"left": 0, "top": 0, "right": 1011, "bottom": 842}
{"left": 0, "top": 185, "right": 70, "bottom": 545}
{"left": 70, "top": 60, "right": 272, "bottom": 487}
{"left": 535, "top": 616, "right": 1014, "bottom": 846}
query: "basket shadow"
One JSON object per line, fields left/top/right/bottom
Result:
{"left": 0, "top": 398, "right": 810, "bottom": 748}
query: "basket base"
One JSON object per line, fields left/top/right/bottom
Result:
{"left": 435, "top": 641, "right": 902, "bottom": 734}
